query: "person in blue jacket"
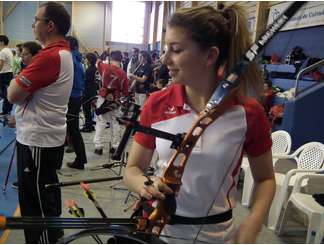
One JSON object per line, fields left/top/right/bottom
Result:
{"left": 65, "top": 36, "right": 87, "bottom": 169}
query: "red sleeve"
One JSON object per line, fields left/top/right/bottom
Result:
{"left": 96, "top": 60, "right": 104, "bottom": 75}
{"left": 15, "top": 52, "right": 59, "bottom": 94}
{"left": 102, "top": 67, "right": 111, "bottom": 89}
{"left": 244, "top": 100, "right": 272, "bottom": 157}
{"left": 122, "top": 73, "right": 129, "bottom": 97}
{"left": 134, "top": 98, "right": 156, "bottom": 149}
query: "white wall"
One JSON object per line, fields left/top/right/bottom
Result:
{"left": 110, "top": 41, "right": 144, "bottom": 53}
{"left": 4, "top": 2, "right": 37, "bottom": 43}
{"left": 72, "top": 2, "right": 105, "bottom": 51}
{"left": 4, "top": 1, "right": 71, "bottom": 45}
{"left": 72, "top": 2, "right": 145, "bottom": 53}
{"left": 3, "top": 1, "right": 159, "bottom": 53}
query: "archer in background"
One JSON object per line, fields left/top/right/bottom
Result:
{"left": 128, "top": 50, "right": 153, "bottom": 107}
{"left": 124, "top": 4, "right": 275, "bottom": 243}
{"left": 80, "top": 52, "right": 99, "bottom": 133}
{"left": 93, "top": 50, "right": 129, "bottom": 155}
{"left": 127, "top": 47, "right": 140, "bottom": 77}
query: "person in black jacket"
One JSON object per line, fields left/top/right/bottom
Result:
{"left": 81, "top": 53, "right": 98, "bottom": 132}
{"left": 129, "top": 50, "right": 153, "bottom": 106}
{"left": 122, "top": 51, "right": 129, "bottom": 73}
{"left": 290, "top": 46, "right": 307, "bottom": 73}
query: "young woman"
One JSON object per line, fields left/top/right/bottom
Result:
{"left": 124, "top": 5, "right": 275, "bottom": 243}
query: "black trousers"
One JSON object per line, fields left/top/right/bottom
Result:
{"left": 16, "top": 141, "right": 64, "bottom": 243}
{"left": 0, "top": 72, "right": 13, "bottom": 114}
{"left": 82, "top": 84, "right": 97, "bottom": 127}
{"left": 67, "top": 96, "right": 87, "bottom": 164}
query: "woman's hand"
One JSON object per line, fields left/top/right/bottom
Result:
{"left": 128, "top": 73, "right": 136, "bottom": 80}
{"left": 7, "top": 115, "right": 16, "bottom": 128}
{"left": 235, "top": 151, "right": 276, "bottom": 243}
{"left": 234, "top": 218, "right": 260, "bottom": 243}
{"left": 139, "top": 176, "right": 173, "bottom": 200}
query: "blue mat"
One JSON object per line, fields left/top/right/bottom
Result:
{"left": 0, "top": 124, "right": 16, "bottom": 153}
{"left": 0, "top": 125, "right": 18, "bottom": 238}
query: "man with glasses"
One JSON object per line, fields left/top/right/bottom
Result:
{"left": 7, "top": 2, "right": 73, "bottom": 243}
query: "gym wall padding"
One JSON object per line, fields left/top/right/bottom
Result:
{"left": 264, "top": 25, "right": 324, "bottom": 60}
{"left": 278, "top": 83, "right": 324, "bottom": 150}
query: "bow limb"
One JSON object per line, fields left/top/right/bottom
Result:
{"left": 0, "top": 215, "right": 198, "bottom": 243}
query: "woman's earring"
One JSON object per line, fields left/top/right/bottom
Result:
{"left": 217, "top": 66, "right": 225, "bottom": 77}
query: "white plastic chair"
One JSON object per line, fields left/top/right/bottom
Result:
{"left": 276, "top": 173, "right": 324, "bottom": 243}
{"left": 241, "top": 130, "right": 292, "bottom": 207}
{"left": 266, "top": 142, "right": 324, "bottom": 230}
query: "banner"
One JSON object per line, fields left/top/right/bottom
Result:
{"left": 267, "top": 1, "right": 324, "bottom": 31}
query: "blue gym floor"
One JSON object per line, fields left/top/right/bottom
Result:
{"left": 0, "top": 122, "right": 18, "bottom": 239}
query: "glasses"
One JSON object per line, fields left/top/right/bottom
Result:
{"left": 32, "top": 16, "right": 49, "bottom": 25}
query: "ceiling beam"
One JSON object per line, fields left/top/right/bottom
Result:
{"left": 192, "top": 1, "right": 199, "bottom": 7}
{"left": 175, "top": 1, "right": 181, "bottom": 10}
{"left": 152, "top": 1, "right": 159, "bottom": 46}
{"left": 253, "top": 1, "right": 269, "bottom": 42}
{"left": 160, "top": 1, "right": 168, "bottom": 52}
{"left": 0, "top": 2, "right": 3, "bottom": 34}
{"left": 4, "top": 1, "right": 19, "bottom": 20}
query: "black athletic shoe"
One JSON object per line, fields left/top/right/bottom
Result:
{"left": 65, "top": 145, "right": 75, "bottom": 153}
{"left": 67, "top": 162, "right": 85, "bottom": 170}
{"left": 11, "top": 182, "right": 18, "bottom": 189}
{"left": 94, "top": 149, "right": 103, "bottom": 155}
{"left": 109, "top": 147, "right": 116, "bottom": 154}
{"left": 80, "top": 126, "right": 95, "bottom": 132}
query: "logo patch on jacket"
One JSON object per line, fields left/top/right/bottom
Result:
{"left": 165, "top": 106, "right": 176, "bottom": 115}
{"left": 19, "top": 76, "right": 32, "bottom": 87}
